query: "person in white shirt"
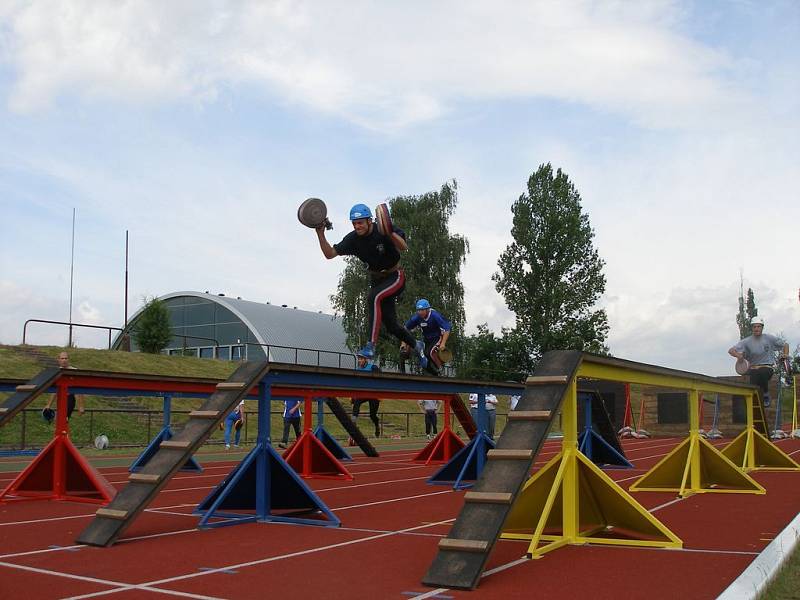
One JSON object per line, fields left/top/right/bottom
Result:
{"left": 469, "top": 393, "right": 498, "bottom": 439}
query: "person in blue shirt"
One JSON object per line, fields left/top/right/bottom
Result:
{"left": 403, "top": 299, "right": 452, "bottom": 376}
{"left": 224, "top": 400, "right": 245, "bottom": 449}
{"left": 352, "top": 347, "right": 382, "bottom": 437}
{"left": 278, "top": 398, "right": 302, "bottom": 449}
{"left": 316, "top": 203, "right": 418, "bottom": 361}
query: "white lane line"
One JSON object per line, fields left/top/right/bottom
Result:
{"left": 0, "top": 560, "right": 133, "bottom": 588}
{"left": 64, "top": 587, "right": 227, "bottom": 600}
{"left": 332, "top": 490, "right": 454, "bottom": 511}
{"left": 316, "top": 475, "right": 429, "bottom": 492}
{"left": 0, "top": 561, "right": 224, "bottom": 600}
{"left": 0, "top": 503, "right": 197, "bottom": 529}
{"left": 407, "top": 556, "right": 531, "bottom": 599}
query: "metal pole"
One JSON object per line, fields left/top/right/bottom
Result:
{"left": 124, "top": 230, "right": 129, "bottom": 330}
{"left": 68, "top": 208, "right": 76, "bottom": 347}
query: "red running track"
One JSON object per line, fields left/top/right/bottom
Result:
{"left": 1, "top": 436, "right": 799, "bottom": 599}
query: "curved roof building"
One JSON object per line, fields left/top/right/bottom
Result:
{"left": 114, "top": 291, "right": 355, "bottom": 368}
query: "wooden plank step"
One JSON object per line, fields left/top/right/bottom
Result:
{"left": 128, "top": 473, "right": 160, "bottom": 484}
{"left": 526, "top": 375, "right": 569, "bottom": 385}
{"left": 189, "top": 410, "right": 220, "bottom": 419}
{"left": 160, "top": 440, "right": 192, "bottom": 449}
{"left": 95, "top": 508, "right": 128, "bottom": 520}
{"left": 15, "top": 384, "right": 38, "bottom": 392}
{"left": 487, "top": 449, "right": 533, "bottom": 460}
{"left": 438, "top": 538, "right": 489, "bottom": 553}
{"left": 507, "top": 411, "right": 551, "bottom": 421}
{"left": 464, "top": 492, "right": 513, "bottom": 504}
{"left": 216, "top": 382, "right": 247, "bottom": 390}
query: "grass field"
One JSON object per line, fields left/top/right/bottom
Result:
{"left": 0, "top": 344, "right": 512, "bottom": 450}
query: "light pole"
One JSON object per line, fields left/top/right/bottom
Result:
{"left": 68, "top": 208, "right": 76, "bottom": 347}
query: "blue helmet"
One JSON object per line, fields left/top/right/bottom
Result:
{"left": 357, "top": 346, "right": 375, "bottom": 359}
{"left": 415, "top": 298, "right": 431, "bottom": 310}
{"left": 349, "top": 203, "right": 372, "bottom": 221}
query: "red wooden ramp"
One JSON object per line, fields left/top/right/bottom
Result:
{"left": 422, "top": 350, "right": 582, "bottom": 590}
{"left": 450, "top": 394, "right": 476, "bottom": 439}
{"left": 75, "top": 361, "right": 270, "bottom": 547}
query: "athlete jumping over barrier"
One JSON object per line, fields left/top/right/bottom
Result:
{"left": 304, "top": 198, "right": 418, "bottom": 361}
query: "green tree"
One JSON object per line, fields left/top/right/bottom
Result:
{"left": 330, "top": 180, "right": 469, "bottom": 364}
{"left": 132, "top": 297, "right": 172, "bottom": 354}
{"left": 493, "top": 163, "right": 608, "bottom": 363}
{"left": 458, "top": 324, "right": 529, "bottom": 381}
{"left": 736, "top": 283, "right": 758, "bottom": 339}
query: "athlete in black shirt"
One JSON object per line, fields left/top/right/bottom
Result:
{"left": 316, "top": 203, "right": 420, "bottom": 361}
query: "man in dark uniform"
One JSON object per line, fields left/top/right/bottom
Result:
{"left": 316, "top": 203, "right": 419, "bottom": 360}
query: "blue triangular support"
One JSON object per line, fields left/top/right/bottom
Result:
{"left": 427, "top": 432, "right": 496, "bottom": 490}
{"left": 578, "top": 427, "right": 633, "bottom": 468}
{"left": 194, "top": 441, "right": 340, "bottom": 529}
{"left": 130, "top": 427, "right": 203, "bottom": 473}
{"left": 314, "top": 425, "right": 352, "bottom": 461}
{"left": 577, "top": 390, "right": 632, "bottom": 468}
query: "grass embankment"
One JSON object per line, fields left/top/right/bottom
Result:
{"left": 0, "top": 345, "right": 506, "bottom": 450}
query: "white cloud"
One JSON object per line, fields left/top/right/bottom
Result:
{"left": 1, "top": 0, "right": 750, "bottom": 131}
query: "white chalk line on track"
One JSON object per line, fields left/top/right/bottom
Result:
{"left": 0, "top": 560, "right": 227, "bottom": 600}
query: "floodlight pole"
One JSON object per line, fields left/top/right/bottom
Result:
{"left": 68, "top": 208, "right": 76, "bottom": 347}
{"left": 124, "top": 230, "right": 129, "bottom": 329}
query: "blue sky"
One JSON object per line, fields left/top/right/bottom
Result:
{"left": 1, "top": 1, "right": 798, "bottom": 375}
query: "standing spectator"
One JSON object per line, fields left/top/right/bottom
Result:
{"left": 469, "top": 393, "right": 498, "bottom": 439}
{"left": 353, "top": 348, "right": 382, "bottom": 437}
{"left": 403, "top": 299, "right": 452, "bottom": 375}
{"left": 278, "top": 398, "right": 302, "bottom": 449}
{"left": 42, "top": 351, "right": 84, "bottom": 422}
{"left": 418, "top": 399, "right": 440, "bottom": 440}
{"left": 224, "top": 400, "right": 246, "bottom": 449}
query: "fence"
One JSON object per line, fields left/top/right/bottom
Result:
{"left": 0, "top": 407, "right": 515, "bottom": 450}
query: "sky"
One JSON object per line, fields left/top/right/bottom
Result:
{"left": 0, "top": 1, "right": 798, "bottom": 376}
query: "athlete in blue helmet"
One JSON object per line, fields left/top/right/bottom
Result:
{"left": 404, "top": 299, "right": 452, "bottom": 376}
{"left": 315, "top": 203, "right": 418, "bottom": 359}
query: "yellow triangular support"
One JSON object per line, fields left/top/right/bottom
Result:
{"left": 629, "top": 434, "right": 765, "bottom": 496}
{"left": 721, "top": 427, "right": 800, "bottom": 472}
{"left": 501, "top": 446, "right": 682, "bottom": 558}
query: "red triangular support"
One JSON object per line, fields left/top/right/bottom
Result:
{"left": 282, "top": 431, "right": 353, "bottom": 480}
{"left": 412, "top": 429, "right": 465, "bottom": 465}
{"left": 0, "top": 435, "right": 116, "bottom": 504}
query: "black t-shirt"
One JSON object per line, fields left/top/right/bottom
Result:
{"left": 334, "top": 225, "right": 405, "bottom": 271}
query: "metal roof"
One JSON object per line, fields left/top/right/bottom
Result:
{"left": 118, "top": 291, "right": 353, "bottom": 366}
